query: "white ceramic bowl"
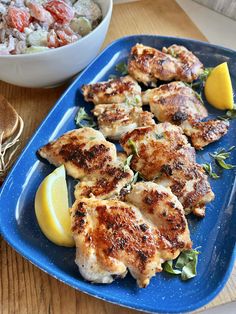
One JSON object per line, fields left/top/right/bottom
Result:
{"left": 0, "top": 0, "right": 113, "bottom": 88}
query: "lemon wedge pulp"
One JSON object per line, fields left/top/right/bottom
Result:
{"left": 35, "top": 165, "right": 74, "bottom": 247}
{"left": 204, "top": 62, "right": 234, "bottom": 110}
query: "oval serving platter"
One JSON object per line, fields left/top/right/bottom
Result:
{"left": 0, "top": 35, "right": 236, "bottom": 314}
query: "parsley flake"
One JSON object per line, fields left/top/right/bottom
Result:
{"left": 115, "top": 62, "right": 128, "bottom": 75}
{"left": 75, "top": 107, "right": 97, "bottom": 129}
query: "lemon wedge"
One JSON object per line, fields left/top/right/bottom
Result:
{"left": 204, "top": 62, "right": 234, "bottom": 110}
{"left": 35, "top": 165, "right": 75, "bottom": 247}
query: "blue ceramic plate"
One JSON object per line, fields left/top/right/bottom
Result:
{"left": 0, "top": 35, "right": 236, "bottom": 314}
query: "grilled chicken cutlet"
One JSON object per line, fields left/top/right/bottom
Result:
{"left": 128, "top": 44, "right": 203, "bottom": 86}
{"left": 82, "top": 76, "right": 154, "bottom": 140}
{"left": 38, "top": 128, "right": 133, "bottom": 199}
{"left": 71, "top": 182, "right": 191, "bottom": 287}
{"left": 162, "top": 44, "right": 204, "bottom": 82}
{"left": 82, "top": 75, "right": 142, "bottom": 105}
{"left": 120, "top": 123, "right": 214, "bottom": 216}
{"left": 142, "top": 81, "right": 208, "bottom": 122}
{"left": 181, "top": 119, "right": 229, "bottom": 150}
{"left": 93, "top": 103, "right": 155, "bottom": 140}
{"left": 142, "top": 81, "right": 229, "bottom": 149}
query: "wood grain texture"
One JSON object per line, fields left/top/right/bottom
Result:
{"left": 0, "top": 1, "right": 235, "bottom": 313}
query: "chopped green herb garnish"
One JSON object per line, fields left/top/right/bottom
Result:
{"left": 163, "top": 260, "right": 181, "bottom": 275}
{"left": 125, "top": 95, "right": 140, "bottom": 106}
{"left": 128, "top": 139, "right": 139, "bottom": 156}
{"left": 163, "top": 249, "right": 200, "bottom": 280}
{"left": 124, "top": 171, "right": 140, "bottom": 193}
{"left": 108, "top": 74, "right": 117, "bottom": 80}
{"left": 89, "top": 137, "right": 96, "bottom": 140}
{"left": 169, "top": 48, "right": 177, "bottom": 58}
{"left": 115, "top": 61, "right": 128, "bottom": 75}
{"left": 124, "top": 154, "right": 133, "bottom": 171}
{"left": 218, "top": 108, "right": 236, "bottom": 121}
{"left": 217, "top": 115, "right": 230, "bottom": 121}
{"left": 131, "top": 171, "right": 139, "bottom": 185}
{"left": 183, "top": 82, "right": 204, "bottom": 103}
{"left": 210, "top": 146, "right": 236, "bottom": 170}
{"left": 199, "top": 67, "right": 213, "bottom": 81}
{"left": 75, "top": 107, "right": 97, "bottom": 129}
{"left": 202, "top": 163, "right": 220, "bottom": 179}
{"left": 155, "top": 133, "right": 164, "bottom": 140}
{"left": 191, "top": 68, "right": 213, "bottom": 88}
{"left": 226, "top": 109, "right": 236, "bottom": 119}
{"left": 194, "top": 90, "right": 204, "bottom": 103}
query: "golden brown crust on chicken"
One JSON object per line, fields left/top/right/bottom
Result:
{"left": 71, "top": 183, "right": 192, "bottom": 287}
{"left": 74, "top": 164, "right": 133, "bottom": 200}
{"left": 82, "top": 75, "right": 142, "bottom": 105}
{"left": 142, "top": 81, "right": 208, "bottom": 123}
{"left": 128, "top": 44, "right": 179, "bottom": 86}
{"left": 120, "top": 124, "right": 214, "bottom": 216}
{"left": 71, "top": 198, "right": 166, "bottom": 287}
{"left": 39, "top": 128, "right": 133, "bottom": 200}
{"left": 126, "top": 182, "right": 192, "bottom": 255}
{"left": 93, "top": 103, "right": 155, "bottom": 140}
{"left": 128, "top": 44, "right": 204, "bottom": 86}
{"left": 163, "top": 45, "right": 204, "bottom": 82}
{"left": 142, "top": 82, "right": 229, "bottom": 149}
{"left": 38, "top": 128, "right": 117, "bottom": 179}
{"left": 156, "top": 156, "right": 214, "bottom": 217}
{"left": 120, "top": 123, "right": 194, "bottom": 180}
{"left": 182, "top": 119, "right": 229, "bottom": 150}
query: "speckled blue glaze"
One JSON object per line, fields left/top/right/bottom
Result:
{"left": 0, "top": 35, "right": 236, "bottom": 314}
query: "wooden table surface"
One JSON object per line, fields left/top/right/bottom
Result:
{"left": 0, "top": 1, "right": 235, "bottom": 313}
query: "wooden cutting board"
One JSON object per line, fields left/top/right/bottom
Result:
{"left": 0, "top": 1, "right": 235, "bottom": 313}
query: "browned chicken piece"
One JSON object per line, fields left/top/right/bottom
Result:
{"left": 142, "top": 81, "right": 229, "bottom": 149}
{"left": 38, "top": 128, "right": 117, "bottom": 179}
{"left": 120, "top": 123, "right": 214, "bottom": 216}
{"left": 38, "top": 128, "right": 133, "bottom": 199}
{"left": 128, "top": 44, "right": 204, "bottom": 86}
{"left": 120, "top": 123, "right": 194, "bottom": 180}
{"left": 181, "top": 119, "right": 229, "bottom": 150}
{"left": 128, "top": 44, "right": 179, "bottom": 86}
{"left": 126, "top": 182, "right": 192, "bottom": 258}
{"left": 74, "top": 162, "right": 133, "bottom": 200}
{"left": 142, "top": 81, "right": 208, "bottom": 123}
{"left": 162, "top": 44, "right": 204, "bottom": 82}
{"left": 71, "top": 182, "right": 192, "bottom": 287}
{"left": 93, "top": 103, "right": 155, "bottom": 140}
{"left": 155, "top": 155, "right": 214, "bottom": 217}
{"left": 82, "top": 75, "right": 142, "bottom": 105}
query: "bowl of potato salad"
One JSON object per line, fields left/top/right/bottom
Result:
{"left": 0, "top": 0, "right": 112, "bottom": 87}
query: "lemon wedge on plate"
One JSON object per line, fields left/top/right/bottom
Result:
{"left": 204, "top": 62, "right": 234, "bottom": 110}
{"left": 35, "top": 165, "right": 75, "bottom": 247}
